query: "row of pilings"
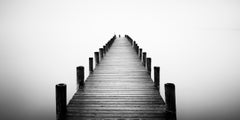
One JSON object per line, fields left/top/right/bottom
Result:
{"left": 55, "top": 35, "right": 176, "bottom": 120}
{"left": 55, "top": 35, "right": 116, "bottom": 120}
{"left": 125, "top": 35, "right": 176, "bottom": 120}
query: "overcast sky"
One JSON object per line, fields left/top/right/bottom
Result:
{"left": 0, "top": 0, "right": 240, "bottom": 120}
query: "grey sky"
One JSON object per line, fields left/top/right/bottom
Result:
{"left": 0, "top": 0, "right": 240, "bottom": 120}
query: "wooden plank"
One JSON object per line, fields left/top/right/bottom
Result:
{"left": 66, "top": 37, "right": 166, "bottom": 120}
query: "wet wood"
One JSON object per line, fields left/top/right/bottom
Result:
{"left": 66, "top": 37, "right": 167, "bottom": 120}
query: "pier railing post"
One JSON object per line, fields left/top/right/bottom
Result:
{"left": 147, "top": 57, "right": 151, "bottom": 75}
{"left": 103, "top": 45, "right": 106, "bottom": 54}
{"left": 165, "top": 83, "right": 176, "bottom": 120}
{"left": 77, "top": 66, "right": 84, "bottom": 89}
{"left": 56, "top": 83, "right": 67, "bottom": 120}
{"left": 136, "top": 45, "right": 139, "bottom": 54}
{"left": 143, "top": 52, "right": 147, "bottom": 66}
{"left": 139, "top": 48, "right": 142, "bottom": 60}
{"left": 89, "top": 57, "right": 93, "bottom": 73}
{"left": 94, "top": 52, "right": 99, "bottom": 65}
{"left": 154, "top": 66, "right": 160, "bottom": 90}
{"left": 125, "top": 35, "right": 133, "bottom": 46}
{"left": 99, "top": 48, "right": 104, "bottom": 60}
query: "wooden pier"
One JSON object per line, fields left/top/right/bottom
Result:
{"left": 55, "top": 35, "right": 176, "bottom": 120}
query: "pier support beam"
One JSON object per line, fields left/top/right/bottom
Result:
{"left": 154, "top": 66, "right": 160, "bottom": 90}
{"left": 139, "top": 48, "right": 142, "bottom": 60}
{"left": 136, "top": 45, "right": 139, "bottom": 54}
{"left": 94, "top": 52, "right": 99, "bottom": 65}
{"left": 143, "top": 52, "right": 147, "bottom": 66}
{"left": 165, "top": 83, "right": 176, "bottom": 120}
{"left": 89, "top": 57, "right": 93, "bottom": 73}
{"left": 147, "top": 57, "right": 151, "bottom": 75}
{"left": 77, "top": 66, "right": 84, "bottom": 89}
{"left": 99, "top": 48, "right": 104, "bottom": 60}
{"left": 56, "top": 83, "right": 67, "bottom": 120}
{"left": 103, "top": 45, "right": 106, "bottom": 54}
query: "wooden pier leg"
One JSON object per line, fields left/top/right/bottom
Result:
{"left": 94, "top": 52, "right": 99, "bottom": 65}
{"left": 165, "top": 83, "right": 176, "bottom": 120}
{"left": 89, "top": 57, "right": 93, "bottom": 73}
{"left": 103, "top": 45, "right": 106, "bottom": 54}
{"left": 147, "top": 57, "right": 151, "bottom": 75}
{"left": 136, "top": 45, "right": 139, "bottom": 54}
{"left": 143, "top": 52, "right": 147, "bottom": 66}
{"left": 154, "top": 66, "right": 160, "bottom": 90}
{"left": 56, "top": 83, "right": 66, "bottom": 120}
{"left": 105, "top": 43, "right": 109, "bottom": 51}
{"left": 99, "top": 48, "right": 104, "bottom": 60}
{"left": 139, "top": 48, "right": 142, "bottom": 60}
{"left": 77, "top": 66, "right": 84, "bottom": 89}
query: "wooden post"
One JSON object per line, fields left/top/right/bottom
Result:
{"left": 94, "top": 52, "right": 99, "bottom": 65}
{"left": 56, "top": 83, "right": 66, "bottom": 120}
{"left": 105, "top": 43, "right": 109, "bottom": 51}
{"left": 165, "top": 83, "right": 176, "bottom": 120}
{"left": 103, "top": 45, "right": 106, "bottom": 54}
{"left": 139, "top": 48, "right": 142, "bottom": 60}
{"left": 99, "top": 48, "right": 104, "bottom": 60}
{"left": 136, "top": 45, "right": 139, "bottom": 54}
{"left": 89, "top": 57, "right": 93, "bottom": 73}
{"left": 147, "top": 58, "right": 151, "bottom": 75}
{"left": 143, "top": 52, "right": 147, "bottom": 66}
{"left": 77, "top": 66, "right": 84, "bottom": 89}
{"left": 154, "top": 66, "right": 160, "bottom": 90}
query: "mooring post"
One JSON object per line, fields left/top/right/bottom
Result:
{"left": 103, "top": 45, "right": 106, "bottom": 54}
{"left": 89, "top": 57, "right": 93, "bottom": 73}
{"left": 143, "top": 52, "right": 147, "bottom": 66}
{"left": 99, "top": 48, "right": 104, "bottom": 60}
{"left": 147, "top": 58, "right": 151, "bottom": 75}
{"left": 165, "top": 83, "right": 176, "bottom": 120}
{"left": 94, "top": 52, "right": 99, "bottom": 65}
{"left": 139, "top": 48, "right": 142, "bottom": 60}
{"left": 134, "top": 43, "right": 136, "bottom": 50}
{"left": 136, "top": 45, "right": 139, "bottom": 54}
{"left": 154, "top": 66, "right": 160, "bottom": 90}
{"left": 77, "top": 66, "right": 84, "bottom": 89}
{"left": 105, "top": 43, "right": 109, "bottom": 51}
{"left": 56, "top": 83, "right": 66, "bottom": 120}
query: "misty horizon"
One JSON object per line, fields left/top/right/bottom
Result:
{"left": 1, "top": 0, "right": 240, "bottom": 120}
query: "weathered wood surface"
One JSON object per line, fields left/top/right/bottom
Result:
{"left": 66, "top": 37, "right": 166, "bottom": 120}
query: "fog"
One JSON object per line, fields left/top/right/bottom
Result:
{"left": 0, "top": 0, "right": 240, "bottom": 120}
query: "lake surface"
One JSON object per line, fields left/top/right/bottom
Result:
{"left": 0, "top": 0, "right": 240, "bottom": 120}
{"left": 1, "top": 30, "right": 240, "bottom": 120}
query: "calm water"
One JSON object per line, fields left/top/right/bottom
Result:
{"left": 0, "top": 30, "right": 240, "bottom": 120}
{"left": 1, "top": 0, "right": 240, "bottom": 120}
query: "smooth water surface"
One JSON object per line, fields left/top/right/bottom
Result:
{"left": 0, "top": 0, "right": 240, "bottom": 120}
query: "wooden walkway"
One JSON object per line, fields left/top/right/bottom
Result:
{"left": 55, "top": 35, "right": 176, "bottom": 120}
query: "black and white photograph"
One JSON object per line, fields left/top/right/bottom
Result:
{"left": 0, "top": 0, "right": 240, "bottom": 120}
